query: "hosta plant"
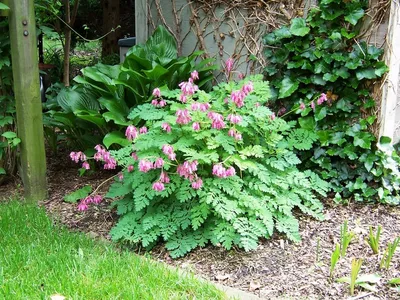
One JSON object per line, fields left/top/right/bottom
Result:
{"left": 71, "top": 73, "right": 329, "bottom": 258}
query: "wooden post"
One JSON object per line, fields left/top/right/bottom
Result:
{"left": 8, "top": 0, "right": 47, "bottom": 201}
{"left": 135, "top": 0, "right": 148, "bottom": 44}
{"left": 379, "top": 1, "right": 400, "bottom": 143}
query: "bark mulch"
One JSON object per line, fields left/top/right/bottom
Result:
{"left": 1, "top": 150, "right": 399, "bottom": 299}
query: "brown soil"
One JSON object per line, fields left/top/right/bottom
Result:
{"left": 1, "top": 149, "right": 399, "bottom": 299}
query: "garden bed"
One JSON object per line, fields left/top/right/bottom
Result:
{"left": 2, "top": 149, "right": 398, "bottom": 299}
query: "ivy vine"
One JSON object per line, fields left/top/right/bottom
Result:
{"left": 263, "top": 0, "right": 400, "bottom": 204}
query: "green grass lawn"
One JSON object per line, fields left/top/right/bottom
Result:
{"left": 0, "top": 200, "right": 225, "bottom": 299}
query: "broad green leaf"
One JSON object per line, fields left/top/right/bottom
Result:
{"left": 1, "top": 131, "right": 17, "bottom": 139}
{"left": 12, "top": 138, "right": 21, "bottom": 147}
{"left": 298, "top": 117, "right": 315, "bottom": 130}
{"left": 335, "top": 67, "right": 350, "bottom": 79}
{"left": 0, "top": 116, "right": 13, "bottom": 126}
{"left": 345, "top": 8, "right": 364, "bottom": 25}
{"left": 278, "top": 77, "right": 299, "bottom": 98}
{"left": 64, "top": 185, "right": 92, "bottom": 203}
{"left": 102, "top": 112, "right": 129, "bottom": 126}
{"left": 374, "top": 62, "right": 389, "bottom": 77}
{"left": 0, "top": 3, "right": 9, "bottom": 9}
{"left": 263, "top": 33, "right": 276, "bottom": 45}
{"left": 289, "top": 18, "right": 310, "bottom": 37}
{"left": 314, "top": 107, "right": 327, "bottom": 121}
{"left": 379, "top": 136, "right": 392, "bottom": 145}
{"left": 144, "top": 25, "right": 178, "bottom": 62}
{"left": 274, "top": 26, "right": 292, "bottom": 39}
{"left": 75, "top": 111, "right": 106, "bottom": 128}
{"left": 364, "top": 154, "right": 377, "bottom": 172}
{"left": 57, "top": 87, "right": 100, "bottom": 113}
{"left": 323, "top": 73, "right": 339, "bottom": 82}
{"left": 356, "top": 68, "right": 376, "bottom": 80}
{"left": 354, "top": 132, "right": 374, "bottom": 149}
{"left": 142, "top": 64, "right": 169, "bottom": 81}
{"left": 103, "top": 131, "right": 131, "bottom": 149}
{"left": 0, "top": 168, "right": 6, "bottom": 175}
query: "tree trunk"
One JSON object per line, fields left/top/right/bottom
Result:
{"left": 8, "top": 0, "right": 47, "bottom": 200}
{"left": 63, "top": 0, "right": 71, "bottom": 86}
{"left": 63, "top": 0, "right": 80, "bottom": 87}
{"left": 102, "top": 0, "right": 121, "bottom": 57}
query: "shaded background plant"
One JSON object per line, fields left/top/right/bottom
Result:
{"left": 43, "top": 26, "right": 217, "bottom": 154}
{"left": 262, "top": 0, "right": 399, "bottom": 204}
{"left": 0, "top": 20, "right": 20, "bottom": 183}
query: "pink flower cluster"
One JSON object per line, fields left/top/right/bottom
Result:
{"left": 152, "top": 171, "right": 171, "bottom": 192}
{"left": 152, "top": 182, "right": 165, "bottom": 192}
{"left": 191, "top": 70, "right": 199, "bottom": 81}
{"left": 176, "top": 160, "right": 203, "bottom": 190}
{"left": 162, "top": 122, "right": 172, "bottom": 133}
{"left": 70, "top": 151, "right": 91, "bottom": 170}
{"left": 191, "top": 178, "right": 203, "bottom": 190}
{"left": 176, "top": 109, "right": 192, "bottom": 125}
{"left": 228, "top": 128, "right": 242, "bottom": 141}
{"left": 162, "top": 144, "right": 176, "bottom": 160}
{"left": 227, "top": 114, "right": 242, "bottom": 124}
{"left": 225, "top": 57, "right": 234, "bottom": 74}
{"left": 192, "top": 122, "right": 201, "bottom": 131}
{"left": 125, "top": 125, "right": 147, "bottom": 140}
{"left": 309, "top": 93, "right": 328, "bottom": 111}
{"left": 191, "top": 102, "right": 211, "bottom": 112}
{"left": 207, "top": 111, "right": 225, "bottom": 130}
{"left": 138, "top": 157, "right": 165, "bottom": 173}
{"left": 125, "top": 125, "right": 139, "bottom": 140}
{"left": 177, "top": 160, "right": 198, "bottom": 179}
{"left": 77, "top": 195, "right": 103, "bottom": 211}
{"left": 70, "top": 151, "right": 86, "bottom": 163}
{"left": 317, "top": 93, "right": 327, "bottom": 105}
{"left": 151, "top": 88, "right": 167, "bottom": 107}
{"left": 230, "top": 82, "right": 254, "bottom": 108}
{"left": 94, "top": 144, "right": 117, "bottom": 169}
{"left": 212, "top": 164, "right": 236, "bottom": 178}
{"left": 178, "top": 76, "right": 199, "bottom": 103}
{"left": 139, "top": 159, "right": 153, "bottom": 173}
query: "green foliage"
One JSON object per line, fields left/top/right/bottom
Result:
{"left": 350, "top": 259, "right": 363, "bottom": 296}
{"left": 64, "top": 185, "right": 92, "bottom": 203}
{"left": 0, "top": 20, "right": 18, "bottom": 178}
{"left": 44, "top": 26, "right": 217, "bottom": 152}
{"left": 86, "top": 75, "right": 330, "bottom": 258}
{"left": 380, "top": 237, "right": 400, "bottom": 270}
{"left": 367, "top": 225, "right": 382, "bottom": 254}
{"left": 0, "top": 2, "right": 9, "bottom": 10}
{"left": 263, "top": 0, "right": 399, "bottom": 204}
{"left": 330, "top": 243, "right": 340, "bottom": 278}
{"left": 340, "top": 220, "right": 355, "bottom": 257}
{"left": 337, "top": 270, "right": 381, "bottom": 295}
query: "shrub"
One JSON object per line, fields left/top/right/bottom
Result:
{"left": 72, "top": 72, "right": 329, "bottom": 257}
{"left": 263, "top": 0, "right": 400, "bottom": 204}
{"left": 0, "top": 20, "right": 20, "bottom": 181}
{"left": 44, "top": 25, "right": 217, "bottom": 152}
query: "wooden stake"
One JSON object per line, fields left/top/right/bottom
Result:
{"left": 8, "top": 0, "right": 47, "bottom": 201}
